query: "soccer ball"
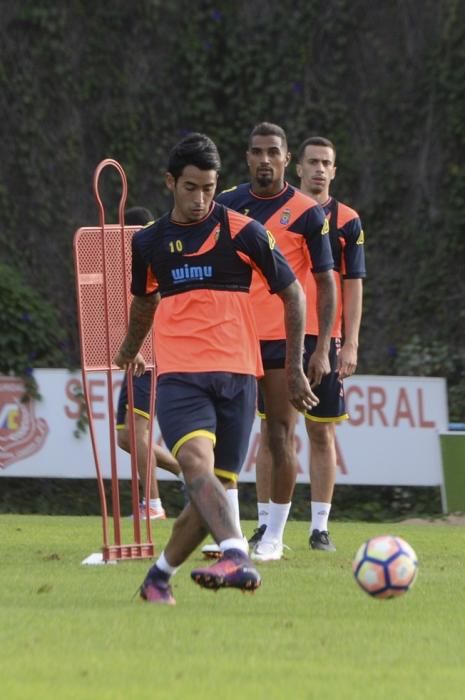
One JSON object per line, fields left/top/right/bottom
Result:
{"left": 352, "top": 535, "right": 418, "bottom": 599}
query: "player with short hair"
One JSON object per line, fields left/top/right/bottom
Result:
{"left": 115, "top": 132, "right": 318, "bottom": 604}
{"left": 215, "top": 123, "right": 336, "bottom": 562}
{"left": 116, "top": 206, "right": 181, "bottom": 521}
{"left": 296, "top": 135, "right": 366, "bottom": 550}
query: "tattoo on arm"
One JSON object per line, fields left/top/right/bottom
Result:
{"left": 119, "top": 294, "right": 159, "bottom": 359}
{"left": 277, "top": 281, "right": 306, "bottom": 369}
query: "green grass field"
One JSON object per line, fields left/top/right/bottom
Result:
{"left": 2, "top": 514, "right": 465, "bottom": 700}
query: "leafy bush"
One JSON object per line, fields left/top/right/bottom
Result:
{"left": 0, "top": 263, "right": 66, "bottom": 398}
{"left": 391, "top": 334, "right": 465, "bottom": 422}
{"left": 0, "top": 479, "right": 443, "bottom": 520}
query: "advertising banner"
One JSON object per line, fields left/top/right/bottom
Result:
{"left": 0, "top": 370, "right": 448, "bottom": 486}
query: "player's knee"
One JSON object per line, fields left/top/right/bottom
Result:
{"left": 267, "top": 418, "right": 294, "bottom": 446}
{"left": 266, "top": 420, "right": 296, "bottom": 461}
{"left": 178, "top": 446, "right": 212, "bottom": 481}
{"left": 117, "top": 430, "right": 130, "bottom": 452}
{"left": 307, "top": 422, "right": 334, "bottom": 449}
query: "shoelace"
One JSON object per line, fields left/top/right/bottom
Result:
{"left": 318, "top": 532, "right": 331, "bottom": 544}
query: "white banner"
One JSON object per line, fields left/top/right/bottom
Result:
{"left": 0, "top": 370, "right": 448, "bottom": 486}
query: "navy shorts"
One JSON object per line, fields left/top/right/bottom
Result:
{"left": 257, "top": 336, "right": 348, "bottom": 422}
{"left": 260, "top": 339, "right": 287, "bottom": 370}
{"left": 156, "top": 372, "right": 257, "bottom": 481}
{"left": 303, "top": 336, "right": 348, "bottom": 422}
{"left": 116, "top": 371, "right": 155, "bottom": 427}
{"left": 257, "top": 339, "right": 293, "bottom": 416}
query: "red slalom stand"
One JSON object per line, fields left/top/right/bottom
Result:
{"left": 73, "top": 159, "right": 156, "bottom": 563}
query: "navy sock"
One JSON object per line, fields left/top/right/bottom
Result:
{"left": 224, "top": 548, "right": 248, "bottom": 561}
{"left": 146, "top": 564, "right": 170, "bottom": 582}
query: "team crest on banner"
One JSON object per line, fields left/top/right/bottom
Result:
{"left": 0, "top": 377, "right": 49, "bottom": 469}
{"left": 280, "top": 208, "right": 291, "bottom": 225}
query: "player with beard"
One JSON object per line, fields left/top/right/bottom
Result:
{"left": 214, "top": 123, "right": 336, "bottom": 562}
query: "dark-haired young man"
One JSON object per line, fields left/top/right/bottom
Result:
{"left": 216, "top": 123, "right": 336, "bottom": 562}
{"left": 115, "top": 132, "right": 317, "bottom": 604}
{"left": 296, "top": 136, "right": 366, "bottom": 551}
{"left": 116, "top": 206, "right": 181, "bottom": 521}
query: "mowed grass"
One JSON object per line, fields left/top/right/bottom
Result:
{"left": 1, "top": 515, "right": 465, "bottom": 700}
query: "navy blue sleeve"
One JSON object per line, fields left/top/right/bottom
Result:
{"left": 341, "top": 218, "right": 367, "bottom": 279}
{"left": 215, "top": 187, "right": 239, "bottom": 207}
{"left": 130, "top": 230, "right": 158, "bottom": 296}
{"left": 294, "top": 204, "right": 334, "bottom": 273}
{"left": 233, "top": 219, "right": 296, "bottom": 293}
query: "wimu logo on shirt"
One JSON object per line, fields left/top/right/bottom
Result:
{"left": 171, "top": 264, "right": 213, "bottom": 283}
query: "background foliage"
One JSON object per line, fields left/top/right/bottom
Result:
{"left": 0, "top": 0, "right": 464, "bottom": 419}
{"left": 0, "top": 263, "right": 66, "bottom": 398}
{"left": 0, "top": 478, "right": 442, "bottom": 520}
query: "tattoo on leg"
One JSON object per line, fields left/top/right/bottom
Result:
{"left": 186, "top": 473, "right": 237, "bottom": 539}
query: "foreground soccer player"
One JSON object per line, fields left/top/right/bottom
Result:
{"left": 115, "top": 133, "right": 318, "bottom": 604}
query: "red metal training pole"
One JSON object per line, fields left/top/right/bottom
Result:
{"left": 93, "top": 159, "right": 128, "bottom": 555}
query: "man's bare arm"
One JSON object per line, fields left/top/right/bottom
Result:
{"left": 114, "top": 294, "right": 159, "bottom": 372}
{"left": 314, "top": 269, "right": 337, "bottom": 350}
{"left": 338, "top": 278, "right": 363, "bottom": 379}
{"left": 276, "top": 280, "right": 319, "bottom": 411}
{"left": 308, "top": 270, "right": 337, "bottom": 385}
{"left": 277, "top": 280, "right": 306, "bottom": 370}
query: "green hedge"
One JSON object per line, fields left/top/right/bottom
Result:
{"left": 1, "top": 1, "right": 464, "bottom": 420}
{"left": 0, "top": 479, "right": 443, "bottom": 523}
